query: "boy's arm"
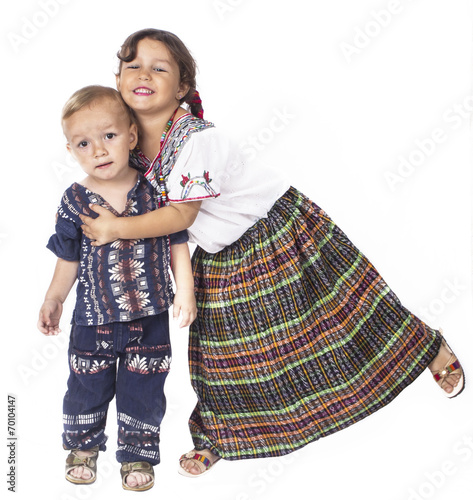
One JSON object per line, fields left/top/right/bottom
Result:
{"left": 170, "top": 243, "right": 197, "bottom": 328}
{"left": 80, "top": 201, "right": 202, "bottom": 247}
{"left": 37, "top": 258, "right": 78, "bottom": 336}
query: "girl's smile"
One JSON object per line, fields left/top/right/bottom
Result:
{"left": 133, "top": 87, "right": 154, "bottom": 95}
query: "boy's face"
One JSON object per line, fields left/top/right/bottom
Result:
{"left": 63, "top": 98, "right": 137, "bottom": 183}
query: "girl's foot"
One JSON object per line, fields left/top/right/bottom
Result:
{"left": 179, "top": 449, "right": 220, "bottom": 477}
{"left": 429, "top": 338, "right": 465, "bottom": 398}
{"left": 65, "top": 448, "right": 99, "bottom": 484}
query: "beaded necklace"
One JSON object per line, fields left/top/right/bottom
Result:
{"left": 156, "top": 107, "right": 179, "bottom": 207}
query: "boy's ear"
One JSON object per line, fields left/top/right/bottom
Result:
{"left": 129, "top": 123, "right": 138, "bottom": 149}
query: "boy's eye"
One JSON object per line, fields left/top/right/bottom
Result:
{"left": 105, "top": 133, "right": 116, "bottom": 140}
{"left": 153, "top": 67, "right": 166, "bottom": 72}
{"left": 78, "top": 141, "right": 88, "bottom": 148}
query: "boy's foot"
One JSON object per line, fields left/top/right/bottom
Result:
{"left": 65, "top": 447, "right": 99, "bottom": 484}
{"left": 178, "top": 449, "right": 220, "bottom": 477}
{"left": 429, "top": 337, "right": 465, "bottom": 398}
{"left": 121, "top": 461, "right": 154, "bottom": 491}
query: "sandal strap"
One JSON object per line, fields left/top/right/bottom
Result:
{"left": 433, "top": 359, "right": 461, "bottom": 382}
{"left": 180, "top": 452, "right": 211, "bottom": 470}
{"left": 121, "top": 461, "right": 154, "bottom": 474}
{"left": 65, "top": 447, "right": 99, "bottom": 484}
{"left": 66, "top": 446, "right": 99, "bottom": 467}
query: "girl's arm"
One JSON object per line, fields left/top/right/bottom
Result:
{"left": 37, "top": 258, "right": 78, "bottom": 336}
{"left": 170, "top": 242, "right": 197, "bottom": 328}
{"left": 80, "top": 201, "right": 202, "bottom": 246}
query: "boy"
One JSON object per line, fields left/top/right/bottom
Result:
{"left": 37, "top": 85, "right": 196, "bottom": 491}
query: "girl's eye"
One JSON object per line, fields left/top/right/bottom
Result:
{"left": 126, "top": 64, "right": 139, "bottom": 69}
{"left": 153, "top": 67, "right": 166, "bottom": 72}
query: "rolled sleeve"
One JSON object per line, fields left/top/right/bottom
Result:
{"left": 169, "top": 229, "right": 189, "bottom": 246}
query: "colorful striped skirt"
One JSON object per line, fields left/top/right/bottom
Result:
{"left": 188, "top": 186, "right": 441, "bottom": 460}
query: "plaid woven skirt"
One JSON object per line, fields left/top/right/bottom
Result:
{"left": 188, "top": 186, "right": 441, "bottom": 460}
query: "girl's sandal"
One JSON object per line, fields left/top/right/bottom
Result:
{"left": 120, "top": 461, "right": 154, "bottom": 491}
{"left": 432, "top": 338, "right": 465, "bottom": 399}
{"left": 178, "top": 451, "right": 221, "bottom": 478}
{"left": 65, "top": 446, "right": 99, "bottom": 485}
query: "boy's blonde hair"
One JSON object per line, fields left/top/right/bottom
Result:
{"left": 62, "top": 85, "right": 135, "bottom": 127}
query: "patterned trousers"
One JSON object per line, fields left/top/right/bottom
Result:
{"left": 62, "top": 313, "right": 171, "bottom": 465}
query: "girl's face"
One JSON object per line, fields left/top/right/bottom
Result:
{"left": 116, "top": 38, "right": 188, "bottom": 119}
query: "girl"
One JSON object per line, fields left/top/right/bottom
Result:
{"left": 81, "top": 28, "right": 464, "bottom": 477}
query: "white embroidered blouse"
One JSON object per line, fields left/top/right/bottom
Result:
{"left": 130, "top": 113, "right": 290, "bottom": 254}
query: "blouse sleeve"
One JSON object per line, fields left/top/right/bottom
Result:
{"left": 46, "top": 193, "right": 82, "bottom": 262}
{"left": 167, "top": 128, "right": 232, "bottom": 203}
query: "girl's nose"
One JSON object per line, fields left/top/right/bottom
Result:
{"left": 138, "top": 67, "right": 150, "bottom": 80}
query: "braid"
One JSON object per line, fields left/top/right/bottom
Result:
{"left": 185, "top": 89, "right": 204, "bottom": 119}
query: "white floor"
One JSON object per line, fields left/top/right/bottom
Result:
{"left": 3, "top": 1, "right": 472, "bottom": 499}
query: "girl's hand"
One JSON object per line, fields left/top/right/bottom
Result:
{"left": 173, "top": 288, "right": 197, "bottom": 328}
{"left": 37, "top": 298, "right": 63, "bottom": 336}
{"left": 80, "top": 205, "right": 119, "bottom": 246}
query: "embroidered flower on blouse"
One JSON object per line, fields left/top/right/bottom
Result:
{"left": 180, "top": 171, "right": 217, "bottom": 199}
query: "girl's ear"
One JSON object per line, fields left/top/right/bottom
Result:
{"left": 116, "top": 73, "right": 121, "bottom": 92}
{"left": 177, "top": 82, "right": 190, "bottom": 100}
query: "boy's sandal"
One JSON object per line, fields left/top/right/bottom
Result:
{"left": 120, "top": 461, "right": 154, "bottom": 491}
{"left": 65, "top": 446, "right": 99, "bottom": 485}
{"left": 178, "top": 450, "right": 220, "bottom": 478}
{"left": 432, "top": 338, "right": 465, "bottom": 399}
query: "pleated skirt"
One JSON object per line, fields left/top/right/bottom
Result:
{"left": 188, "top": 187, "right": 441, "bottom": 460}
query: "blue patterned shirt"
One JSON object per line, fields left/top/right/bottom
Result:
{"left": 47, "top": 174, "right": 188, "bottom": 326}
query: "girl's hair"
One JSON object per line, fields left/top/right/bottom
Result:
{"left": 117, "top": 28, "right": 203, "bottom": 118}
{"left": 62, "top": 85, "right": 135, "bottom": 126}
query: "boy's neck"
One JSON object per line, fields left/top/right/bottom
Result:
{"left": 81, "top": 168, "right": 138, "bottom": 214}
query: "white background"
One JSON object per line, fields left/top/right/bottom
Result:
{"left": 2, "top": 1, "right": 472, "bottom": 499}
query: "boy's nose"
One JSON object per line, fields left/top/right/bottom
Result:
{"left": 93, "top": 144, "right": 107, "bottom": 157}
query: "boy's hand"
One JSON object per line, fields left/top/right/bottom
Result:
{"left": 37, "top": 298, "right": 63, "bottom": 336}
{"left": 173, "top": 289, "right": 197, "bottom": 328}
{"left": 80, "top": 204, "right": 118, "bottom": 246}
